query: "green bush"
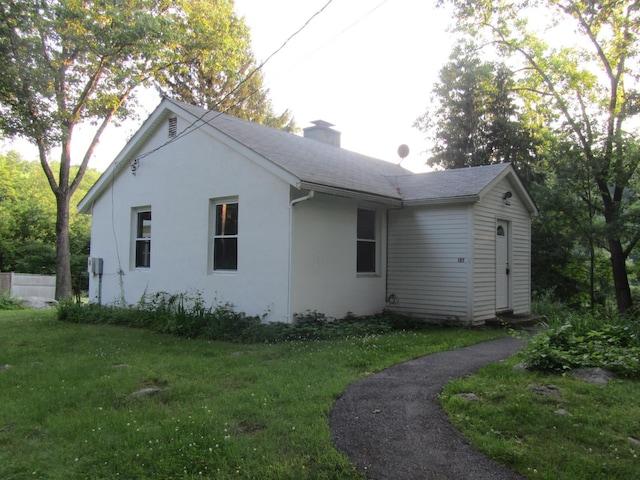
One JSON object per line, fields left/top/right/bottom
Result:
{"left": 57, "top": 292, "right": 426, "bottom": 344}
{"left": 0, "top": 291, "right": 24, "bottom": 310}
{"left": 521, "top": 310, "right": 640, "bottom": 377}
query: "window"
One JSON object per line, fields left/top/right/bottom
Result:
{"left": 357, "top": 208, "right": 376, "bottom": 273}
{"left": 213, "top": 201, "right": 238, "bottom": 271}
{"left": 134, "top": 209, "right": 151, "bottom": 268}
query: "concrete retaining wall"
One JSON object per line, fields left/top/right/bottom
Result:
{"left": 0, "top": 272, "right": 56, "bottom": 299}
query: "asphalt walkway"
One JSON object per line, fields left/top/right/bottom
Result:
{"left": 329, "top": 336, "right": 527, "bottom": 480}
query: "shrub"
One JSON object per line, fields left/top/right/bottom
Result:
{"left": 57, "top": 293, "right": 426, "bottom": 344}
{"left": 521, "top": 310, "right": 640, "bottom": 377}
{"left": 532, "top": 289, "right": 570, "bottom": 323}
{"left": 0, "top": 291, "right": 24, "bottom": 310}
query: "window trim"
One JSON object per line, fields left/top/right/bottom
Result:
{"left": 210, "top": 197, "right": 239, "bottom": 273}
{"left": 132, "top": 207, "right": 152, "bottom": 269}
{"left": 356, "top": 207, "right": 377, "bottom": 274}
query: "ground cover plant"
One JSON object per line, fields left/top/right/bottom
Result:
{"left": 520, "top": 297, "right": 640, "bottom": 378}
{"left": 0, "top": 309, "right": 505, "bottom": 479}
{"left": 440, "top": 297, "right": 640, "bottom": 480}
{"left": 0, "top": 291, "right": 23, "bottom": 310}
{"left": 57, "top": 291, "right": 426, "bottom": 343}
{"left": 440, "top": 357, "right": 640, "bottom": 480}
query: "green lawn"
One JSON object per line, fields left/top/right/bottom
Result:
{"left": 0, "top": 309, "right": 504, "bottom": 480}
{"left": 441, "top": 354, "right": 640, "bottom": 480}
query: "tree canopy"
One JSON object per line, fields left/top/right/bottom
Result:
{"left": 0, "top": 151, "right": 99, "bottom": 297}
{"left": 416, "top": 45, "right": 538, "bottom": 175}
{"left": 437, "top": 0, "right": 640, "bottom": 312}
{"left": 0, "top": 0, "right": 291, "bottom": 299}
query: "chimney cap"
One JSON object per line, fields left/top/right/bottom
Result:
{"left": 307, "top": 120, "right": 335, "bottom": 128}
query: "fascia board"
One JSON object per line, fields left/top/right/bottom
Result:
{"left": 479, "top": 167, "right": 539, "bottom": 216}
{"left": 299, "top": 181, "right": 403, "bottom": 207}
{"left": 199, "top": 125, "right": 302, "bottom": 189}
{"left": 77, "top": 100, "right": 173, "bottom": 214}
{"left": 402, "top": 195, "right": 480, "bottom": 207}
{"left": 78, "top": 99, "right": 303, "bottom": 213}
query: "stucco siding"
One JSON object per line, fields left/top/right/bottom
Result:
{"left": 87, "top": 113, "right": 291, "bottom": 321}
{"left": 290, "top": 193, "right": 387, "bottom": 318}
{"left": 387, "top": 205, "right": 472, "bottom": 322}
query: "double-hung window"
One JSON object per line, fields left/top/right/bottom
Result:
{"left": 213, "top": 200, "right": 238, "bottom": 271}
{"left": 134, "top": 209, "right": 152, "bottom": 268}
{"left": 357, "top": 208, "right": 376, "bottom": 273}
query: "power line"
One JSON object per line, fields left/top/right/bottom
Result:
{"left": 269, "top": 0, "right": 390, "bottom": 79}
{"left": 132, "top": 0, "right": 334, "bottom": 163}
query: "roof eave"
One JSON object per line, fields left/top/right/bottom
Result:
{"left": 403, "top": 195, "right": 480, "bottom": 207}
{"left": 77, "top": 98, "right": 304, "bottom": 214}
{"left": 299, "top": 181, "right": 403, "bottom": 206}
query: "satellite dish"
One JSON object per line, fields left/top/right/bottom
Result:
{"left": 397, "top": 144, "right": 410, "bottom": 162}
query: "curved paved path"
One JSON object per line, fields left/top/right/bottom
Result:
{"left": 329, "top": 336, "right": 527, "bottom": 480}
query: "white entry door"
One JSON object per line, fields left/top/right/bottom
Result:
{"left": 496, "top": 220, "right": 509, "bottom": 310}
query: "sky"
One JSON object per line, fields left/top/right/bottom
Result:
{"left": 1, "top": 0, "right": 455, "bottom": 173}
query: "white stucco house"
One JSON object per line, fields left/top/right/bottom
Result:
{"left": 78, "top": 97, "right": 538, "bottom": 326}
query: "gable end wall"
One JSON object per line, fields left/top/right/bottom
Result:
{"left": 472, "top": 177, "right": 532, "bottom": 321}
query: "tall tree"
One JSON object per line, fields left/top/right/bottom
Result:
{"left": 445, "top": 0, "right": 640, "bottom": 312}
{"left": 416, "top": 45, "right": 538, "bottom": 176}
{"left": 0, "top": 0, "right": 269, "bottom": 299}
{"left": 0, "top": 152, "right": 99, "bottom": 295}
{"left": 153, "top": 0, "right": 295, "bottom": 131}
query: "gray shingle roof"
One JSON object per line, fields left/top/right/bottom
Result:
{"left": 170, "top": 98, "right": 408, "bottom": 200}
{"left": 170, "top": 99, "right": 514, "bottom": 204}
{"left": 79, "top": 99, "right": 528, "bottom": 215}
{"left": 392, "top": 163, "right": 512, "bottom": 203}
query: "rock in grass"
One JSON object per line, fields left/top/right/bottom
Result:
{"left": 570, "top": 367, "right": 615, "bottom": 385}
{"left": 530, "top": 384, "right": 561, "bottom": 398}
{"left": 513, "top": 362, "right": 528, "bottom": 372}
{"left": 129, "top": 387, "right": 166, "bottom": 398}
{"left": 0, "top": 364, "right": 12, "bottom": 372}
{"left": 455, "top": 393, "right": 480, "bottom": 402}
{"left": 627, "top": 436, "right": 640, "bottom": 447}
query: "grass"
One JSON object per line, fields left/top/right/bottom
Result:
{"left": 440, "top": 352, "right": 640, "bottom": 480}
{"left": 0, "top": 309, "right": 505, "bottom": 480}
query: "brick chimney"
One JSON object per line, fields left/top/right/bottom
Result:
{"left": 303, "top": 120, "right": 341, "bottom": 147}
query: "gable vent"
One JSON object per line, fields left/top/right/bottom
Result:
{"left": 168, "top": 116, "right": 177, "bottom": 138}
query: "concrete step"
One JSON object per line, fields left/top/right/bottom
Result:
{"left": 486, "top": 313, "right": 545, "bottom": 329}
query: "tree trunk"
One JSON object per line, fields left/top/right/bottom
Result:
{"left": 608, "top": 237, "right": 632, "bottom": 313}
{"left": 55, "top": 190, "right": 72, "bottom": 300}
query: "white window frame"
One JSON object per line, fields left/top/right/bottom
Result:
{"left": 357, "top": 207, "right": 377, "bottom": 274}
{"left": 132, "top": 207, "right": 152, "bottom": 269}
{"left": 209, "top": 197, "right": 239, "bottom": 272}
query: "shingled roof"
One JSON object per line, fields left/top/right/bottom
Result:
{"left": 169, "top": 98, "right": 407, "bottom": 201}
{"left": 393, "top": 163, "right": 513, "bottom": 204}
{"left": 79, "top": 98, "right": 537, "bottom": 214}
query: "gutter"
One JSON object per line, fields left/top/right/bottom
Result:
{"left": 286, "top": 190, "right": 315, "bottom": 323}
{"left": 299, "top": 181, "right": 402, "bottom": 207}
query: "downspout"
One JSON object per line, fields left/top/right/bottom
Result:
{"left": 385, "top": 203, "right": 404, "bottom": 308}
{"left": 287, "top": 191, "right": 315, "bottom": 323}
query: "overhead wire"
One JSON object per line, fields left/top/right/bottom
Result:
{"left": 102, "top": 0, "right": 386, "bottom": 302}
{"left": 132, "top": 0, "right": 335, "bottom": 163}
{"left": 262, "top": 0, "right": 390, "bottom": 81}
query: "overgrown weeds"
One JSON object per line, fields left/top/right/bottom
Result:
{"left": 524, "top": 294, "right": 640, "bottom": 377}
{"left": 0, "top": 291, "right": 23, "bottom": 310}
{"left": 57, "top": 291, "right": 428, "bottom": 344}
